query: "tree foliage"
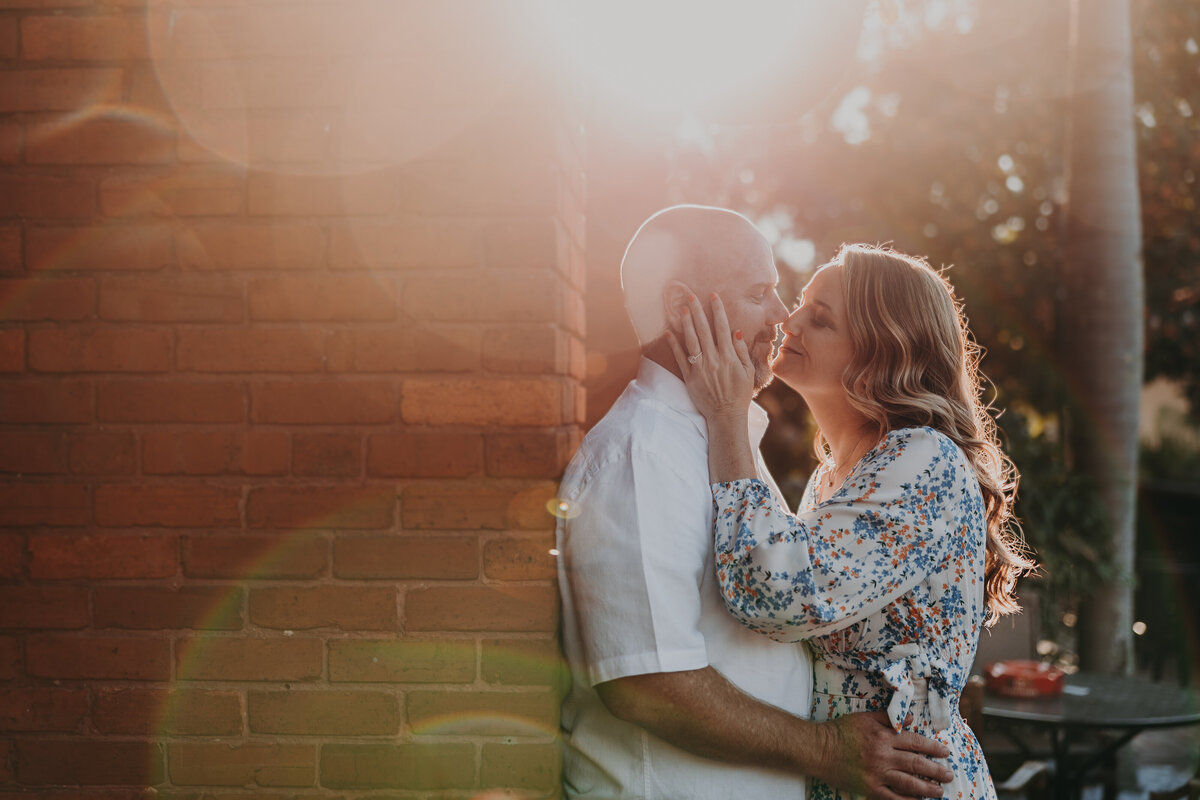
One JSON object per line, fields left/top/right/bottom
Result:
{"left": 666, "top": 0, "right": 1198, "bottom": 643}
{"left": 1135, "top": 0, "right": 1200, "bottom": 415}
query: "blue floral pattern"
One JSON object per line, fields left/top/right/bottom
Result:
{"left": 713, "top": 427, "right": 997, "bottom": 800}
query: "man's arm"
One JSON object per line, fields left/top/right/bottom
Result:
{"left": 597, "top": 667, "right": 953, "bottom": 800}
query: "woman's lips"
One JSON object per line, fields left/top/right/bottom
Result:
{"left": 780, "top": 341, "right": 804, "bottom": 356}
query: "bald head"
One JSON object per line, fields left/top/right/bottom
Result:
{"left": 620, "top": 205, "right": 772, "bottom": 344}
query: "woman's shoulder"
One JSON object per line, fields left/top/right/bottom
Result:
{"left": 875, "top": 424, "right": 943, "bottom": 451}
{"left": 873, "top": 426, "right": 967, "bottom": 469}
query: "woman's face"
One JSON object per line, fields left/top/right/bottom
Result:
{"left": 772, "top": 264, "right": 856, "bottom": 400}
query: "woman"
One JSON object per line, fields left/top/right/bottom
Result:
{"left": 667, "top": 244, "right": 1034, "bottom": 800}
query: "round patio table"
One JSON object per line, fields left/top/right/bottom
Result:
{"left": 982, "top": 672, "right": 1200, "bottom": 800}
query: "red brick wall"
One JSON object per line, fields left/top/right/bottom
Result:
{"left": 0, "top": 2, "right": 584, "bottom": 796}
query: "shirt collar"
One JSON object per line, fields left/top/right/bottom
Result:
{"left": 635, "top": 357, "right": 771, "bottom": 447}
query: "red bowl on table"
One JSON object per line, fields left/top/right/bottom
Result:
{"left": 983, "top": 660, "right": 1065, "bottom": 698}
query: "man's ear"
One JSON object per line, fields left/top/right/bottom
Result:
{"left": 661, "top": 280, "right": 694, "bottom": 333}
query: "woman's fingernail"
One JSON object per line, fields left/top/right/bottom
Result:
{"left": 735, "top": 330, "right": 743, "bottom": 340}
{"left": 710, "top": 292, "right": 718, "bottom": 301}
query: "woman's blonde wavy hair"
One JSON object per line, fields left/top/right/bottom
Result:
{"left": 815, "top": 243, "right": 1035, "bottom": 625}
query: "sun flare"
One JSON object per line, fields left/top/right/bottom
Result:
{"left": 559, "top": 1, "right": 846, "bottom": 117}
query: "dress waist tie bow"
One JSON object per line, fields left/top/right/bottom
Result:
{"left": 881, "top": 643, "right": 954, "bottom": 733}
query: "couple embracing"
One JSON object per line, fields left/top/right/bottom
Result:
{"left": 555, "top": 206, "right": 1033, "bottom": 800}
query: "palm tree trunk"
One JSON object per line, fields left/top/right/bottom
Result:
{"left": 1060, "top": 0, "right": 1144, "bottom": 675}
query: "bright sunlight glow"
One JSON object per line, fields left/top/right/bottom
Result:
{"left": 561, "top": 1, "right": 826, "bottom": 116}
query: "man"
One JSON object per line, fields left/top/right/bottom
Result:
{"left": 555, "top": 206, "right": 955, "bottom": 799}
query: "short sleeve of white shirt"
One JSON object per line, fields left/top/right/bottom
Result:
{"left": 560, "top": 444, "right": 714, "bottom": 686}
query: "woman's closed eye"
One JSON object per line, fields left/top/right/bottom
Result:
{"left": 799, "top": 305, "right": 830, "bottom": 329}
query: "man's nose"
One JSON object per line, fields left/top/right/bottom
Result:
{"left": 781, "top": 307, "right": 804, "bottom": 336}
{"left": 767, "top": 292, "right": 789, "bottom": 325}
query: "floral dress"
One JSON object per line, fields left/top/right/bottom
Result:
{"left": 712, "top": 426, "right": 997, "bottom": 800}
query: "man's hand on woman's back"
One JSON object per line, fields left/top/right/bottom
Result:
{"left": 814, "top": 710, "right": 952, "bottom": 800}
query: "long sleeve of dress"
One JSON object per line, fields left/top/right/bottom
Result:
{"left": 712, "top": 427, "right": 966, "bottom": 643}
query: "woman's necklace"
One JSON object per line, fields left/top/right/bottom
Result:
{"left": 823, "top": 428, "right": 876, "bottom": 496}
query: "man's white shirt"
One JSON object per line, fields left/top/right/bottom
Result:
{"left": 556, "top": 358, "right": 813, "bottom": 799}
